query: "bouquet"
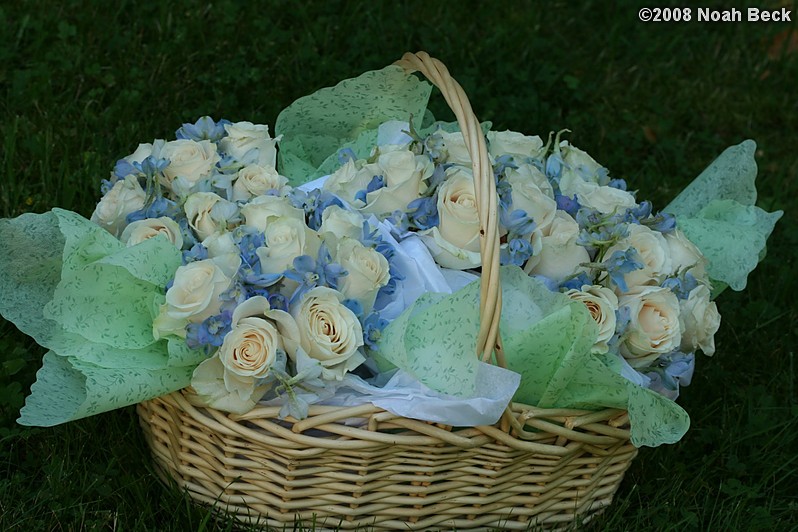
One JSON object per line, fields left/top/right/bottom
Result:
{"left": 0, "top": 63, "right": 781, "bottom": 449}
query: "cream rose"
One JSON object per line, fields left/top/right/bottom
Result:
{"left": 231, "top": 164, "right": 288, "bottom": 202}
{"left": 487, "top": 130, "right": 544, "bottom": 160}
{"left": 323, "top": 160, "right": 371, "bottom": 206}
{"left": 419, "top": 167, "right": 482, "bottom": 269}
{"left": 159, "top": 139, "right": 220, "bottom": 190}
{"left": 525, "top": 212, "right": 590, "bottom": 283}
{"left": 606, "top": 224, "right": 672, "bottom": 290}
{"left": 240, "top": 195, "right": 304, "bottom": 232}
{"left": 219, "top": 121, "right": 279, "bottom": 167}
{"left": 335, "top": 237, "right": 391, "bottom": 313}
{"left": 619, "top": 285, "right": 682, "bottom": 368}
{"left": 665, "top": 228, "right": 708, "bottom": 283}
{"left": 566, "top": 285, "right": 619, "bottom": 353}
{"left": 184, "top": 192, "right": 238, "bottom": 241}
{"left": 123, "top": 143, "right": 154, "bottom": 164}
{"left": 292, "top": 287, "right": 365, "bottom": 380}
{"left": 439, "top": 130, "right": 473, "bottom": 166}
{"left": 505, "top": 165, "right": 557, "bottom": 234}
{"left": 679, "top": 284, "right": 720, "bottom": 356}
{"left": 256, "top": 217, "right": 321, "bottom": 276}
{"left": 359, "top": 149, "right": 433, "bottom": 215}
{"left": 90, "top": 176, "right": 146, "bottom": 236}
{"left": 319, "top": 205, "right": 364, "bottom": 248}
{"left": 120, "top": 216, "right": 183, "bottom": 248}
{"left": 153, "top": 257, "right": 238, "bottom": 339}
{"left": 219, "top": 296, "right": 301, "bottom": 378}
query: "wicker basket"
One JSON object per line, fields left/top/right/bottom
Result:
{"left": 137, "top": 52, "right": 638, "bottom": 531}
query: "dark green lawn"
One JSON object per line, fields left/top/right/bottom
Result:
{"left": 1, "top": 1, "right": 796, "bottom": 530}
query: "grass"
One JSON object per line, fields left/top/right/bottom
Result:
{"left": 1, "top": 0, "right": 797, "bottom": 529}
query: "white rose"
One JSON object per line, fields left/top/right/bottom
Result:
{"left": 201, "top": 231, "right": 240, "bottom": 275}
{"left": 419, "top": 167, "right": 482, "bottom": 270}
{"left": 606, "top": 224, "right": 672, "bottom": 290}
{"left": 335, "top": 237, "right": 391, "bottom": 313}
{"left": 240, "top": 195, "right": 304, "bottom": 232}
{"left": 153, "top": 257, "right": 237, "bottom": 339}
{"left": 560, "top": 141, "right": 603, "bottom": 182}
{"left": 123, "top": 143, "right": 154, "bottom": 164}
{"left": 323, "top": 160, "right": 371, "bottom": 206}
{"left": 184, "top": 192, "right": 238, "bottom": 241}
{"left": 90, "top": 176, "right": 146, "bottom": 236}
{"left": 159, "top": 139, "right": 220, "bottom": 190}
{"left": 120, "top": 216, "right": 183, "bottom": 248}
{"left": 619, "top": 285, "right": 682, "bottom": 368}
{"left": 505, "top": 165, "right": 557, "bottom": 234}
{"left": 220, "top": 121, "right": 279, "bottom": 167}
{"left": 319, "top": 205, "right": 364, "bottom": 248}
{"left": 360, "top": 149, "right": 433, "bottom": 215}
{"left": 487, "top": 131, "right": 544, "bottom": 160}
{"left": 256, "top": 217, "right": 321, "bottom": 275}
{"left": 439, "top": 130, "right": 473, "bottom": 166}
{"left": 665, "top": 228, "right": 708, "bottom": 283}
{"left": 566, "top": 285, "right": 619, "bottom": 353}
{"left": 220, "top": 296, "right": 301, "bottom": 379}
{"left": 679, "top": 284, "right": 720, "bottom": 356}
{"left": 231, "top": 164, "right": 288, "bottom": 201}
{"left": 292, "top": 286, "right": 365, "bottom": 380}
{"left": 525, "top": 212, "right": 590, "bottom": 283}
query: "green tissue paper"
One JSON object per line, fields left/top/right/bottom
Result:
{"left": 0, "top": 209, "right": 199, "bottom": 426}
{"left": 665, "top": 140, "right": 782, "bottom": 292}
{"left": 275, "top": 65, "right": 432, "bottom": 184}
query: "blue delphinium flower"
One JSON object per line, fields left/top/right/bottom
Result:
{"left": 406, "top": 195, "right": 439, "bottom": 230}
{"left": 355, "top": 174, "right": 386, "bottom": 204}
{"left": 607, "top": 305, "right": 632, "bottom": 353}
{"left": 555, "top": 193, "right": 580, "bottom": 217}
{"left": 126, "top": 196, "right": 181, "bottom": 224}
{"left": 559, "top": 272, "right": 593, "bottom": 291}
{"left": 643, "top": 351, "right": 695, "bottom": 400}
{"left": 603, "top": 248, "right": 644, "bottom": 293}
{"left": 608, "top": 178, "right": 628, "bottom": 191}
{"left": 290, "top": 188, "right": 344, "bottom": 230}
{"left": 501, "top": 238, "right": 535, "bottom": 267}
{"left": 661, "top": 270, "right": 699, "bottom": 299}
{"left": 185, "top": 311, "right": 233, "bottom": 351}
{"left": 363, "top": 312, "right": 389, "bottom": 351}
{"left": 136, "top": 155, "right": 171, "bottom": 179}
{"left": 182, "top": 243, "right": 208, "bottom": 264}
{"left": 642, "top": 211, "right": 677, "bottom": 233}
{"left": 113, "top": 160, "right": 139, "bottom": 179}
{"left": 342, "top": 299, "right": 364, "bottom": 319}
{"left": 175, "top": 116, "right": 231, "bottom": 142}
{"left": 284, "top": 244, "right": 348, "bottom": 304}
{"left": 501, "top": 209, "right": 536, "bottom": 238}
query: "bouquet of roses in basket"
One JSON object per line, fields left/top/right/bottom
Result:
{"left": 0, "top": 66, "right": 780, "bottom": 447}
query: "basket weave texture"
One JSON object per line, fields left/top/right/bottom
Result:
{"left": 138, "top": 52, "right": 638, "bottom": 530}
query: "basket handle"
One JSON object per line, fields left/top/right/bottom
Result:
{"left": 393, "top": 52, "right": 505, "bottom": 368}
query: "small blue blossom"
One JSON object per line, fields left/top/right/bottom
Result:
{"left": 126, "top": 196, "right": 181, "bottom": 224}
{"left": 661, "top": 271, "right": 699, "bottom": 299}
{"left": 406, "top": 195, "right": 439, "bottom": 230}
{"left": 500, "top": 238, "right": 534, "bottom": 267}
{"left": 644, "top": 351, "right": 695, "bottom": 400}
{"left": 642, "top": 211, "right": 677, "bottom": 233}
{"left": 355, "top": 174, "right": 386, "bottom": 204}
{"left": 607, "top": 305, "right": 633, "bottom": 353}
{"left": 290, "top": 188, "right": 344, "bottom": 230}
{"left": 363, "top": 312, "right": 389, "bottom": 351}
{"left": 342, "top": 299, "right": 364, "bottom": 319}
{"left": 555, "top": 193, "right": 580, "bottom": 217}
{"left": 559, "top": 272, "right": 593, "bottom": 291}
{"left": 176, "top": 116, "right": 231, "bottom": 142}
{"left": 603, "top": 248, "right": 644, "bottom": 293}
{"left": 182, "top": 243, "right": 208, "bottom": 264}
{"left": 501, "top": 209, "right": 536, "bottom": 238}
{"left": 284, "top": 244, "right": 348, "bottom": 304}
{"left": 135, "top": 155, "right": 170, "bottom": 179}
{"left": 185, "top": 311, "right": 233, "bottom": 351}
{"left": 113, "top": 160, "right": 139, "bottom": 179}
{"left": 268, "top": 292, "right": 289, "bottom": 312}
{"left": 608, "top": 178, "right": 628, "bottom": 191}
